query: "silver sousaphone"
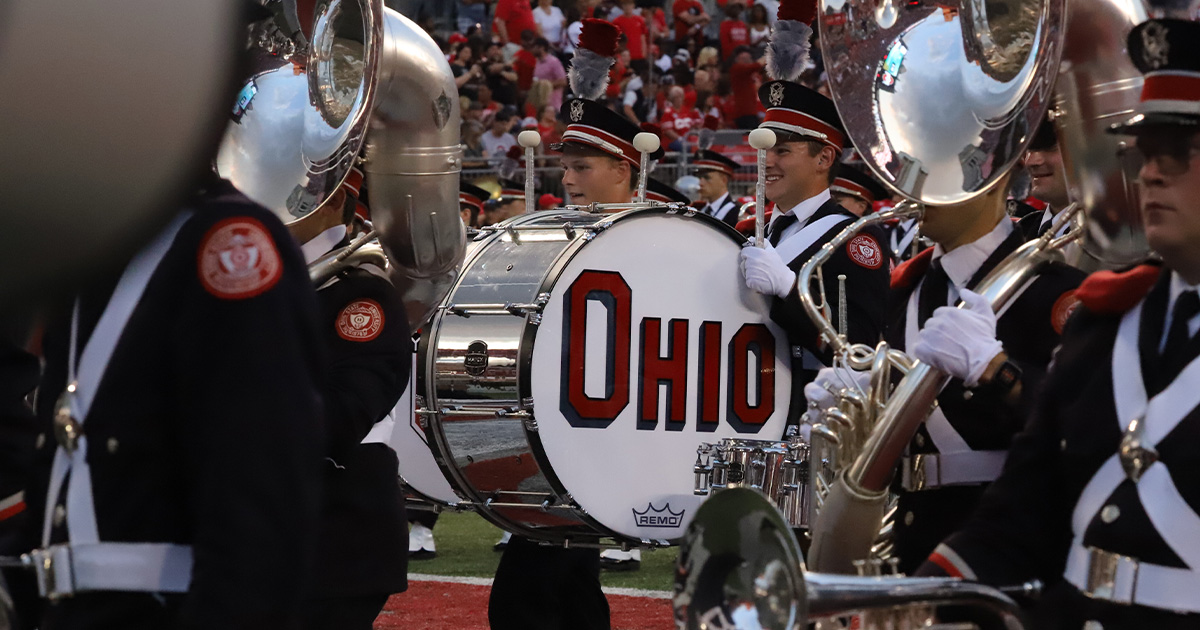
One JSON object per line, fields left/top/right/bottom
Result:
{"left": 217, "top": 0, "right": 465, "bottom": 330}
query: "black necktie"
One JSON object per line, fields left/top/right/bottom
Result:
{"left": 918, "top": 259, "right": 950, "bottom": 328}
{"left": 768, "top": 213, "right": 799, "bottom": 247}
{"left": 1160, "top": 290, "right": 1200, "bottom": 379}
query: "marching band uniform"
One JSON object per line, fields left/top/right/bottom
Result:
{"left": 303, "top": 173, "right": 411, "bottom": 629}
{"left": 889, "top": 217, "right": 921, "bottom": 263}
{"left": 693, "top": 149, "right": 743, "bottom": 227}
{"left": 747, "top": 79, "right": 891, "bottom": 423}
{"left": 886, "top": 219, "right": 1084, "bottom": 573}
{"left": 22, "top": 179, "right": 326, "bottom": 629}
{"left": 917, "top": 20, "right": 1200, "bottom": 629}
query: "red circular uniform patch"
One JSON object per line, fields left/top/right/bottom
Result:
{"left": 337, "top": 299, "right": 385, "bottom": 342}
{"left": 197, "top": 218, "right": 283, "bottom": 300}
{"left": 847, "top": 234, "right": 883, "bottom": 269}
{"left": 1051, "top": 290, "right": 1081, "bottom": 335}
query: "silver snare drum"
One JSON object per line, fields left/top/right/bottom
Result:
{"left": 694, "top": 437, "right": 812, "bottom": 529}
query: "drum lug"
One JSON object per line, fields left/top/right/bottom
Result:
{"left": 523, "top": 416, "right": 539, "bottom": 432}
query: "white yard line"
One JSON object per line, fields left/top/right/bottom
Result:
{"left": 407, "top": 573, "right": 673, "bottom": 600}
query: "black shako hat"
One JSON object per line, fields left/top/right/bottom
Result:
{"left": 645, "top": 178, "right": 690, "bottom": 204}
{"left": 692, "top": 149, "right": 741, "bottom": 176}
{"left": 555, "top": 98, "right": 666, "bottom": 167}
{"left": 459, "top": 182, "right": 490, "bottom": 213}
{"left": 757, "top": 81, "right": 846, "bottom": 151}
{"left": 831, "top": 164, "right": 889, "bottom": 205}
{"left": 1111, "top": 19, "right": 1200, "bottom": 134}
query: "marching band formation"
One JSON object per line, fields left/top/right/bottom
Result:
{"left": 2, "top": 0, "right": 1200, "bottom": 629}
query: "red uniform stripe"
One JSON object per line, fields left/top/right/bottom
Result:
{"left": 762, "top": 108, "right": 845, "bottom": 149}
{"left": 1141, "top": 72, "right": 1200, "bottom": 104}
{"left": 0, "top": 499, "right": 25, "bottom": 522}
{"left": 927, "top": 552, "right": 965, "bottom": 578}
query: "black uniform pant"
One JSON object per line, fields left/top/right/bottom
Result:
{"left": 302, "top": 594, "right": 390, "bottom": 630}
{"left": 488, "top": 536, "right": 610, "bottom": 630}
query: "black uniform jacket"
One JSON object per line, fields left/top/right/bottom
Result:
{"left": 702, "top": 193, "right": 740, "bottom": 228}
{"left": 771, "top": 198, "right": 890, "bottom": 424}
{"left": 24, "top": 182, "right": 327, "bottom": 630}
{"left": 313, "top": 263, "right": 411, "bottom": 598}
{"left": 921, "top": 264, "right": 1200, "bottom": 629}
{"left": 886, "top": 228, "right": 1084, "bottom": 572}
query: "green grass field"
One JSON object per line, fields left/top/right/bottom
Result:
{"left": 409, "top": 511, "right": 678, "bottom": 591}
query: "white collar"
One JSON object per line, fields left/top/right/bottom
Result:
{"left": 301, "top": 225, "right": 348, "bottom": 265}
{"left": 771, "top": 189, "right": 831, "bottom": 228}
{"left": 709, "top": 191, "right": 730, "bottom": 207}
{"left": 1040, "top": 207, "right": 1055, "bottom": 228}
{"left": 932, "top": 217, "right": 1014, "bottom": 289}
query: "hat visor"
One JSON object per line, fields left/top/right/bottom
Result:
{"left": 1109, "top": 112, "right": 1200, "bottom": 135}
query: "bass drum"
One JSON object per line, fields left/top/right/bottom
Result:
{"left": 418, "top": 207, "right": 791, "bottom": 545}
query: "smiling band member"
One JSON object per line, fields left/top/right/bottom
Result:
{"left": 738, "top": 0, "right": 889, "bottom": 425}
{"left": 1018, "top": 117, "right": 1074, "bottom": 241}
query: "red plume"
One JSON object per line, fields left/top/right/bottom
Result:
{"left": 776, "top": 0, "right": 817, "bottom": 25}
{"left": 579, "top": 19, "right": 620, "bottom": 57}
{"left": 506, "top": 145, "right": 524, "bottom": 160}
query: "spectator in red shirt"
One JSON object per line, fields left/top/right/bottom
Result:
{"left": 660, "top": 85, "right": 704, "bottom": 150}
{"left": 719, "top": 2, "right": 751, "bottom": 60}
{"left": 728, "top": 47, "right": 764, "bottom": 128}
{"left": 612, "top": 0, "right": 649, "bottom": 75}
{"left": 673, "top": 0, "right": 710, "bottom": 45}
{"left": 512, "top": 30, "right": 538, "bottom": 93}
{"left": 494, "top": 0, "right": 538, "bottom": 45}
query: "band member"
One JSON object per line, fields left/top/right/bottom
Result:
{"left": 915, "top": 20, "right": 1200, "bottom": 629}
{"left": 877, "top": 173, "right": 1084, "bottom": 573}
{"left": 292, "top": 169, "right": 412, "bottom": 630}
{"left": 830, "top": 163, "right": 890, "bottom": 218}
{"left": 739, "top": 0, "right": 890, "bottom": 422}
{"left": 693, "top": 149, "right": 742, "bottom": 226}
{"left": 482, "top": 179, "right": 529, "bottom": 226}
{"left": 19, "top": 173, "right": 326, "bottom": 629}
{"left": 489, "top": 18, "right": 630, "bottom": 629}
{"left": 460, "top": 181, "right": 489, "bottom": 228}
{"left": 1017, "top": 117, "right": 1074, "bottom": 241}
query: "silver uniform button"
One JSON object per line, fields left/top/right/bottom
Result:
{"left": 914, "top": 433, "right": 926, "bottom": 448}
{"left": 1061, "top": 439, "right": 1068, "bottom": 451}
{"left": 904, "top": 511, "right": 914, "bottom": 526}
{"left": 1100, "top": 505, "right": 1120, "bottom": 523}
{"left": 52, "top": 505, "right": 66, "bottom": 528}
{"left": 1083, "top": 621, "right": 1104, "bottom": 630}
{"left": 962, "top": 389, "right": 974, "bottom": 400}
{"left": 107, "top": 437, "right": 119, "bottom": 454}
{"left": 35, "top": 433, "right": 45, "bottom": 450}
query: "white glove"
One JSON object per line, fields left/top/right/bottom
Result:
{"left": 740, "top": 241, "right": 796, "bottom": 298}
{"left": 911, "top": 289, "right": 1005, "bottom": 386}
{"left": 803, "top": 366, "right": 872, "bottom": 415}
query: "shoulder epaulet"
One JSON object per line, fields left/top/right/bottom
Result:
{"left": 890, "top": 246, "right": 934, "bottom": 290}
{"left": 1075, "top": 264, "right": 1162, "bottom": 314}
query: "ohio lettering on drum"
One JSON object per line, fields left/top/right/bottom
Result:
{"left": 557, "top": 269, "right": 777, "bottom": 433}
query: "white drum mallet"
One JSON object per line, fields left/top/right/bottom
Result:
{"left": 748, "top": 128, "right": 777, "bottom": 248}
{"left": 518, "top": 130, "right": 542, "bottom": 214}
{"left": 633, "top": 131, "right": 661, "bottom": 204}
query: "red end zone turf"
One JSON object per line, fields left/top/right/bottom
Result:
{"left": 375, "top": 580, "right": 675, "bottom": 630}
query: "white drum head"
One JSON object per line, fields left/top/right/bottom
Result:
{"left": 530, "top": 212, "right": 791, "bottom": 540}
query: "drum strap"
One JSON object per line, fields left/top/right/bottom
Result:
{"left": 1063, "top": 298, "right": 1200, "bottom": 612}
{"left": 773, "top": 214, "right": 850, "bottom": 265}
